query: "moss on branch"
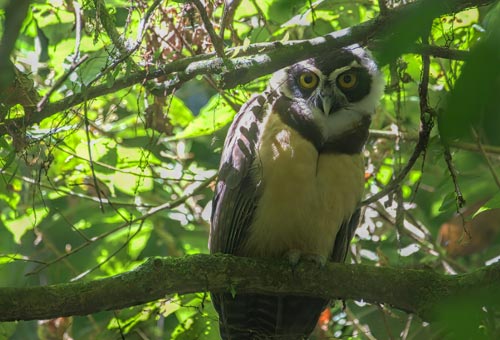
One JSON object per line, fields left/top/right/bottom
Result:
{"left": 1, "top": 254, "right": 500, "bottom": 324}
{"left": 0, "top": 0, "right": 496, "bottom": 136}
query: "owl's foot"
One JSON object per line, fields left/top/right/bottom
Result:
{"left": 302, "top": 253, "right": 327, "bottom": 267}
{"left": 286, "top": 250, "right": 327, "bottom": 268}
{"left": 286, "top": 249, "right": 302, "bottom": 267}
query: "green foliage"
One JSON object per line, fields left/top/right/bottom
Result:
{"left": 1, "top": 0, "right": 500, "bottom": 339}
{"left": 172, "top": 92, "right": 241, "bottom": 140}
{"left": 439, "top": 4, "right": 500, "bottom": 146}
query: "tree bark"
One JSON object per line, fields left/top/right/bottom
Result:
{"left": 1, "top": 254, "right": 500, "bottom": 323}
{"left": 0, "top": 0, "right": 495, "bottom": 136}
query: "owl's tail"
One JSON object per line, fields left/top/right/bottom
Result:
{"left": 212, "top": 292, "right": 328, "bottom": 340}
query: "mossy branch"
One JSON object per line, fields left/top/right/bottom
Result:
{"left": 0, "top": 0, "right": 495, "bottom": 136}
{"left": 1, "top": 254, "right": 500, "bottom": 323}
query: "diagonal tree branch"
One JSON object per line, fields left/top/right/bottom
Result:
{"left": 363, "top": 21, "right": 436, "bottom": 206}
{"left": 0, "top": 0, "right": 494, "bottom": 137}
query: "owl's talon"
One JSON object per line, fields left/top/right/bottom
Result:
{"left": 285, "top": 251, "right": 327, "bottom": 268}
{"left": 286, "top": 249, "right": 302, "bottom": 267}
{"left": 302, "top": 254, "right": 327, "bottom": 267}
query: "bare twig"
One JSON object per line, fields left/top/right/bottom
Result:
{"left": 442, "top": 144, "right": 466, "bottom": 209}
{"left": 134, "top": 0, "right": 163, "bottom": 47}
{"left": 450, "top": 141, "right": 500, "bottom": 156}
{"left": 71, "top": 219, "right": 146, "bottom": 281}
{"left": 379, "top": 0, "right": 389, "bottom": 16}
{"left": 378, "top": 305, "right": 396, "bottom": 340}
{"left": 219, "top": 0, "right": 242, "bottom": 40}
{"left": 57, "top": 207, "right": 92, "bottom": 242}
{"left": 363, "top": 126, "right": 433, "bottom": 205}
{"left": 395, "top": 186, "right": 404, "bottom": 237}
{"left": 94, "top": 0, "right": 130, "bottom": 56}
{"left": 26, "top": 174, "right": 217, "bottom": 275}
{"left": 473, "top": 128, "right": 500, "bottom": 189}
{"left": 37, "top": 55, "right": 89, "bottom": 112}
{"left": 369, "top": 129, "right": 500, "bottom": 156}
{"left": 192, "top": 0, "right": 225, "bottom": 58}
{"left": 363, "top": 26, "right": 435, "bottom": 205}
{"left": 0, "top": 254, "right": 46, "bottom": 265}
{"left": 405, "top": 44, "right": 469, "bottom": 61}
{"left": 345, "top": 306, "right": 378, "bottom": 340}
{"left": 82, "top": 100, "right": 105, "bottom": 212}
{"left": 1, "top": 0, "right": 491, "bottom": 136}
{"left": 401, "top": 314, "right": 413, "bottom": 340}
{"left": 0, "top": 170, "right": 152, "bottom": 207}
{"left": 72, "top": 0, "right": 83, "bottom": 62}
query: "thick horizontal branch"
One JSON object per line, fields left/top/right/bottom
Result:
{"left": 0, "top": 0, "right": 494, "bottom": 136}
{"left": 1, "top": 254, "right": 500, "bottom": 323}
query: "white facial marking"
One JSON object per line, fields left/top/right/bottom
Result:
{"left": 269, "top": 48, "right": 385, "bottom": 140}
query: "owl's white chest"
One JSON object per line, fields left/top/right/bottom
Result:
{"left": 243, "top": 113, "right": 365, "bottom": 258}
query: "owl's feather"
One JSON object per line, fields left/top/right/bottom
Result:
{"left": 210, "top": 92, "right": 271, "bottom": 255}
{"left": 210, "top": 46, "right": 383, "bottom": 339}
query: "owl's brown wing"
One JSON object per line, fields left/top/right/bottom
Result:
{"left": 331, "top": 208, "right": 361, "bottom": 262}
{"left": 209, "top": 92, "right": 270, "bottom": 255}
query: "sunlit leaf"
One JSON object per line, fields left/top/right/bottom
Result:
{"left": 168, "top": 96, "right": 195, "bottom": 127}
{"left": 474, "top": 191, "right": 500, "bottom": 217}
{"left": 376, "top": 164, "right": 393, "bottom": 185}
{"left": 439, "top": 3, "right": 500, "bottom": 145}
{"left": 2, "top": 208, "right": 49, "bottom": 244}
{"left": 171, "top": 94, "right": 238, "bottom": 140}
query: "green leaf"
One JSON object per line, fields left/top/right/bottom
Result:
{"left": 439, "top": 192, "right": 459, "bottom": 212}
{"left": 0, "top": 322, "right": 16, "bottom": 340}
{"left": 160, "top": 296, "right": 182, "bottom": 318}
{"left": 168, "top": 96, "right": 195, "bottom": 127}
{"left": 473, "top": 192, "right": 500, "bottom": 217}
{"left": 127, "top": 225, "right": 153, "bottom": 258}
{"left": 109, "top": 166, "right": 153, "bottom": 196}
{"left": 171, "top": 94, "right": 238, "bottom": 140}
{"left": 2, "top": 207, "right": 49, "bottom": 244}
{"left": 0, "top": 150, "right": 16, "bottom": 172}
{"left": 439, "top": 3, "right": 500, "bottom": 145}
{"left": 376, "top": 164, "right": 393, "bottom": 186}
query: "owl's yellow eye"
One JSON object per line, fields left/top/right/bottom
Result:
{"left": 337, "top": 72, "right": 358, "bottom": 89}
{"left": 298, "top": 72, "right": 319, "bottom": 89}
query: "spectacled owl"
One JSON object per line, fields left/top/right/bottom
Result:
{"left": 209, "top": 45, "right": 384, "bottom": 339}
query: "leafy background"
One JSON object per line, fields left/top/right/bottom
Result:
{"left": 1, "top": 0, "right": 500, "bottom": 339}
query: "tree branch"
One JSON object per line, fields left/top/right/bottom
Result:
{"left": 1, "top": 254, "right": 500, "bottom": 323}
{"left": 0, "top": 0, "right": 31, "bottom": 92}
{"left": 369, "top": 129, "right": 500, "bottom": 156}
{"left": 0, "top": 0, "right": 494, "bottom": 136}
{"left": 191, "top": 0, "right": 225, "bottom": 58}
{"left": 363, "top": 25, "right": 436, "bottom": 206}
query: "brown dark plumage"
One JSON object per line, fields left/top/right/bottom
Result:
{"left": 210, "top": 46, "right": 384, "bottom": 339}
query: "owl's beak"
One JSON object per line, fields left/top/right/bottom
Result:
{"left": 317, "top": 93, "right": 342, "bottom": 116}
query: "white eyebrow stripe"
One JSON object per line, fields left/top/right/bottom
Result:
{"left": 329, "top": 66, "right": 351, "bottom": 82}
{"left": 301, "top": 64, "right": 321, "bottom": 75}
{"left": 328, "top": 61, "right": 362, "bottom": 81}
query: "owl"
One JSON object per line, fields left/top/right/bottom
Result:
{"left": 209, "top": 45, "right": 384, "bottom": 339}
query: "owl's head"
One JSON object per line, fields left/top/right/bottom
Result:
{"left": 270, "top": 46, "right": 384, "bottom": 144}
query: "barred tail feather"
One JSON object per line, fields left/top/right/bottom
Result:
{"left": 212, "top": 293, "right": 328, "bottom": 340}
